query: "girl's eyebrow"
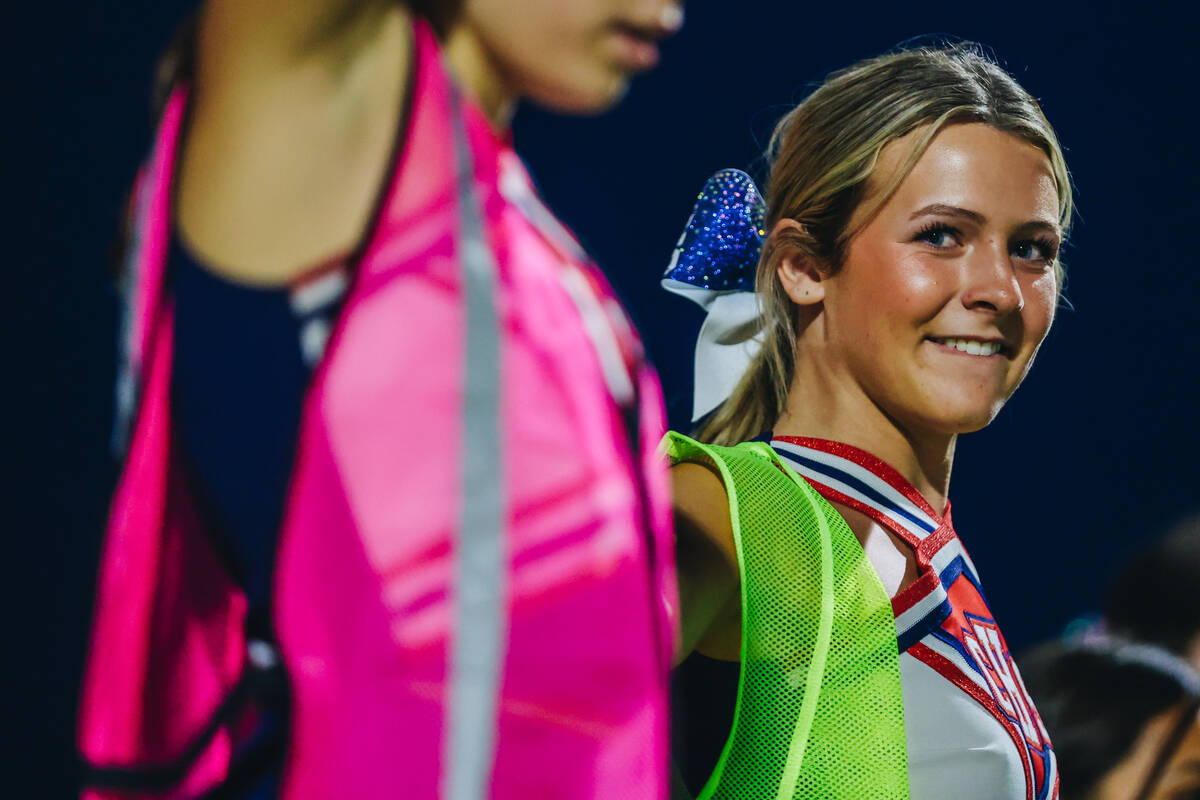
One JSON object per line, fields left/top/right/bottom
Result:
{"left": 910, "top": 203, "right": 1062, "bottom": 237}
{"left": 1013, "top": 219, "right": 1063, "bottom": 239}
{"left": 908, "top": 204, "right": 986, "bottom": 224}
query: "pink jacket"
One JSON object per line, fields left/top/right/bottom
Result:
{"left": 79, "top": 20, "right": 676, "bottom": 799}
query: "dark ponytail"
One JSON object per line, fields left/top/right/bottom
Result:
{"left": 1105, "top": 514, "right": 1200, "bottom": 656}
{"left": 1019, "top": 639, "right": 1199, "bottom": 798}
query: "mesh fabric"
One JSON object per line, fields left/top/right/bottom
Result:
{"left": 666, "top": 433, "right": 909, "bottom": 799}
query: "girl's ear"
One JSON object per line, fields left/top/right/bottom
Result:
{"left": 773, "top": 219, "right": 825, "bottom": 306}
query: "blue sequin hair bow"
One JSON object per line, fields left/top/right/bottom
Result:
{"left": 662, "top": 169, "right": 769, "bottom": 421}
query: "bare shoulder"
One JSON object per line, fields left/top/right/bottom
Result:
{"left": 671, "top": 461, "right": 736, "bottom": 562}
{"left": 671, "top": 460, "right": 741, "bottom": 662}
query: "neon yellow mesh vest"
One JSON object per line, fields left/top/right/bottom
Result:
{"left": 666, "top": 432, "right": 909, "bottom": 799}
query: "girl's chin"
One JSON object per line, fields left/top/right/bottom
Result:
{"left": 522, "top": 66, "right": 631, "bottom": 115}
{"left": 905, "top": 401, "right": 1007, "bottom": 437}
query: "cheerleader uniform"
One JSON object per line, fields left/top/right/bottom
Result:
{"left": 665, "top": 433, "right": 1057, "bottom": 799}
{"left": 770, "top": 436, "right": 1058, "bottom": 799}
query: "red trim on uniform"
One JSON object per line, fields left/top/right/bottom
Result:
{"left": 909, "top": 643, "right": 1037, "bottom": 800}
{"left": 772, "top": 436, "right": 944, "bottom": 519}
{"left": 917, "top": 522, "right": 958, "bottom": 563}
{"left": 806, "top": 474, "right": 946, "bottom": 625}
{"left": 891, "top": 570, "right": 941, "bottom": 616}
{"left": 801, "top": 478, "right": 927, "bottom": 553}
{"left": 796, "top": 463, "right": 943, "bottom": 620}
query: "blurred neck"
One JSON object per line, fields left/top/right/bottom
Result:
{"left": 442, "top": 23, "right": 517, "bottom": 128}
{"left": 773, "top": 354, "right": 955, "bottom": 514}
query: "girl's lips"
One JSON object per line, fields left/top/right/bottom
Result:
{"left": 610, "top": 7, "right": 683, "bottom": 72}
{"left": 610, "top": 25, "right": 662, "bottom": 71}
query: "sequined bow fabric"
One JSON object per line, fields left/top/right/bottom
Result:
{"left": 662, "top": 169, "right": 769, "bottom": 422}
{"left": 664, "top": 168, "right": 766, "bottom": 291}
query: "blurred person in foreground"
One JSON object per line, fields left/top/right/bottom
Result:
{"left": 78, "top": 1, "right": 684, "bottom": 798}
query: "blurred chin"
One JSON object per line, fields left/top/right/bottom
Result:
{"left": 521, "top": 66, "right": 632, "bottom": 115}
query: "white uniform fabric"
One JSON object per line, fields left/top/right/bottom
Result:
{"left": 771, "top": 437, "right": 1059, "bottom": 800}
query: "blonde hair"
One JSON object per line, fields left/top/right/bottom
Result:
{"left": 697, "top": 43, "right": 1073, "bottom": 446}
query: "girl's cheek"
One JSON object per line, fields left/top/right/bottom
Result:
{"left": 1026, "top": 274, "right": 1059, "bottom": 333}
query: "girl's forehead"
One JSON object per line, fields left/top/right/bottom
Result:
{"left": 866, "top": 123, "right": 1060, "bottom": 228}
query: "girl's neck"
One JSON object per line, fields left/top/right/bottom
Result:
{"left": 773, "top": 362, "right": 956, "bottom": 514}
{"left": 442, "top": 23, "right": 517, "bottom": 129}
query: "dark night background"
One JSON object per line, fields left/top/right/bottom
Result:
{"left": 9, "top": 1, "right": 1199, "bottom": 796}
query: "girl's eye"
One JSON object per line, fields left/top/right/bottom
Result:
{"left": 1012, "top": 238, "right": 1059, "bottom": 264}
{"left": 915, "top": 223, "right": 959, "bottom": 249}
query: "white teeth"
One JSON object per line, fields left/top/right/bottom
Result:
{"left": 933, "top": 338, "right": 1002, "bottom": 356}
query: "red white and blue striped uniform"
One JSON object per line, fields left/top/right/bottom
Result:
{"left": 771, "top": 436, "right": 1059, "bottom": 800}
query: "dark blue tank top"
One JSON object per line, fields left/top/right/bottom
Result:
{"left": 172, "top": 239, "right": 308, "bottom": 608}
{"left": 171, "top": 237, "right": 345, "bottom": 800}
